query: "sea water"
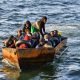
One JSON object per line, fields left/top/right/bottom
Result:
{"left": 0, "top": 0, "right": 80, "bottom": 80}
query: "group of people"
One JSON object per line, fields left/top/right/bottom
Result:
{"left": 3, "top": 16, "right": 63, "bottom": 48}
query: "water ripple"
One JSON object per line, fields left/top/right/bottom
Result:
{"left": 0, "top": 0, "right": 80, "bottom": 80}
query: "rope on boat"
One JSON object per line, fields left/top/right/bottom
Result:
{"left": 39, "top": 47, "right": 68, "bottom": 80}
{"left": 55, "top": 46, "right": 68, "bottom": 59}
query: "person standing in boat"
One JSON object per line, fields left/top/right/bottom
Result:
{"left": 31, "top": 16, "right": 47, "bottom": 37}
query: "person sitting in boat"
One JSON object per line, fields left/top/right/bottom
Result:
{"left": 50, "top": 31, "right": 58, "bottom": 47}
{"left": 54, "top": 30, "right": 65, "bottom": 42}
{"left": 15, "top": 29, "right": 32, "bottom": 48}
{"left": 36, "top": 38, "right": 45, "bottom": 48}
{"left": 16, "top": 29, "right": 24, "bottom": 40}
{"left": 35, "top": 34, "right": 52, "bottom": 48}
{"left": 23, "top": 20, "right": 31, "bottom": 33}
{"left": 31, "top": 16, "right": 47, "bottom": 37}
{"left": 43, "top": 33, "right": 53, "bottom": 48}
{"left": 3, "top": 35, "right": 16, "bottom": 48}
{"left": 3, "top": 29, "right": 23, "bottom": 48}
{"left": 31, "top": 32, "right": 40, "bottom": 48}
{"left": 50, "top": 30, "right": 62, "bottom": 46}
{"left": 23, "top": 29, "right": 32, "bottom": 41}
{"left": 14, "top": 29, "right": 24, "bottom": 46}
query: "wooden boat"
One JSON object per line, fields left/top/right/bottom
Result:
{"left": 2, "top": 38, "right": 67, "bottom": 70}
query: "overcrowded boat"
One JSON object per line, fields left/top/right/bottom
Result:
{"left": 2, "top": 16, "right": 67, "bottom": 70}
{"left": 2, "top": 37, "right": 67, "bottom": 70}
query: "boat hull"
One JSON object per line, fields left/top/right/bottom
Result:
{"left": 2, "top": 39, "right": 67, "bottom": 70}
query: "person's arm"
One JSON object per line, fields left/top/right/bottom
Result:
{"left": 40, "top": 27, "right": 44, "bottom": 37}
{"left": 37, "top": 21, "right": 45, "bottom": 37}
{"left": 40, "top": 22, "right": 45, "bottom": 36}
{"left": 43, "top": 24, "right": 45, "bottom": 34}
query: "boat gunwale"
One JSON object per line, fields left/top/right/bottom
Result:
{"left": 2, "top": 38, "right": 67, "bottom": 51}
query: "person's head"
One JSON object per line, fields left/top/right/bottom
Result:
{"left": 24, "top": 20, "right": 31, "bottom": 28}
{"left": 41, "top": 16, "right": 47, "bottom": 23}
{"left": 53, "top": 30, "right": 58, "bottom": 36}
{"left": 10, "top": 35, "right": 14, "bottom": 39}
{"left": 50, "top": 31, "right": 54, "bottom": 37}
{"left": 17, "top": 29, "right": 22, "bottom": 37}
{"left": 23, "top": 20, "right": 31, "bottom": 33}
{"left": 25, "top": 29, "right": 30, "bottom": 34}
{"left": 44, "top": 33, "right": 49, "bottom": 40}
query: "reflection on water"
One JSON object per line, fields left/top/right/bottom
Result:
{"left": 0, "top": 63, "right": 58, "bottom": 80}
{"left": 0, "top": 67, "right": 20, "bottom": 80}
{"left": 5, "top": 71, "right": 19, "bottom": 80}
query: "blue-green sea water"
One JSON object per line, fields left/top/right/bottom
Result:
{"left": 0, "top": 0, "right": 80, "bottom": 80}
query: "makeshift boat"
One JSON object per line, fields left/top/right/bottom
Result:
{"left": 2, "top": 38, "right": 67, "bottom": 70}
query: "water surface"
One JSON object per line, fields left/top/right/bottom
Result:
{"left": 0, "top": 0, "right": 80, "bottom": 80}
